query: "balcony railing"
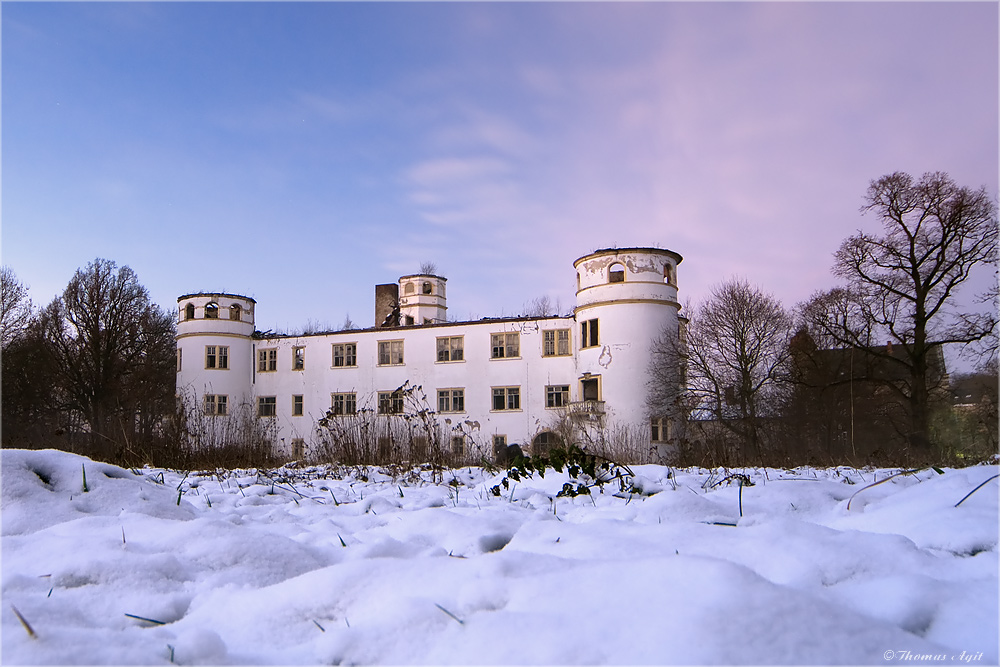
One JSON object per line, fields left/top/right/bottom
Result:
{"left": 567, "top": 400, "right": 605, "bottom": 420}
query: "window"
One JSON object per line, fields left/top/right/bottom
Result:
{"left": 378, "top": 340, "right": 404, "bottom": 366}
{"left": 581, "top": 319, "right": 599, "bottom": 348}
{"left": 404, "top": 282, "right": 416, "bottom": 295}
{"left": 609, "top": 263, "right": 625, "bottom": 283}
{"left": 451, "top": 436, "right": 465, "bottom": 457}
{"left": 292, "top": 395, "right": 304, "bottom": 416}
{"left": 291, "top": 439, "right": 305, "bottom": 459}
{"left": 378, "top": 390, "right": 404, "bottom": 414}
{"left": 184, "top": 303, "right": 195, "bottom": 320}
{"left": 491, "top": 333, "right": 520, "bottom": 359}
{"left": 422, "top": 281, "right": 433, "bottom": 294}
{"left": 330, "top": 392, "right": 357, "bottom": 416}
{"left": 292, "top": 346, "right": 305, "bottom": 371}
{"left": 437, "top": 336, "right": 464, "bottom": 362}
{"left": 492, "top": 435, "right": 507, "bottom": 456}
{"left": 492, "top": 386, "right": 520, "bottom": 411}
{"left": 205, "top": 302, "right": 219, "bottom": 319}
{"left": 546, "top": 385, "right": 570, "bottom": 408}
{"left": 543, "top": 329, "right": 571, "bottom": 357}
{"left": 438, "top": 388, "right": 465, "bottom": 413}
{"left": 581, "top": 376, "right": 600, "bottom": 401}
{"left": 204, "top": 394, "right": 227, "bottom": 416}
{"left": 332, "top": 343, "right": 357, "bottom": 368}
{"left": 258, "top": 396, "right": 277, "bottom": 417}
{"left": 206, "top": 345, "right": 229, "bottom": 369}
{"left": 229, "top": 304, "right": 242, "bottom": 321}
{"left": 664, "top": 264, "right": 675, "bottom": 285}
{"left": 176, "top": 348, "right": 182, "bottom": 372}
{"left": 651, "top": 418, "right": 669, "bottom": 442}
{"left": 258, "top": 348, "right": 277, "bottom": 372}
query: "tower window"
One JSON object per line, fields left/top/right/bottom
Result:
{"left": 581, "top": 319, "right": 599, "bottom": 348}
{"left": 205, "top": 302, "right": 219, "bottom": 319}
{"left": 185, "top": 303, "right": 195, "bottom": 320}
{"left": 229, "top": 304, "right": 242, "bottom": 321}
{"left": 423, "top": 282, "right": 433, "bottom": 294}
{"left": 609, "top": 263, "right": 625, "bottom": 283}
{"left": 664, "top": 264, "right": 675, "bottom": 285}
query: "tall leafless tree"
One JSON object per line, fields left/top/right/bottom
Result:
{"left": 681, "top": 278, "right": 793, "bottom": 462}
{"left": 36, "top": 259, "right": 176, "bottom": 458}
{"left": 802, "top": 171, "right": 998, "bottom": 452}
{"left": 1, "top": 266, "right": 33, "bottom": 351}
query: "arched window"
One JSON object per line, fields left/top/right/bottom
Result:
{"left": 422, "top": 282, "right": 433, "bottom": 295}
{"left": 664, "top": 264, "right": 675, "bottom": 285}
{"left": 184, "top": 303, "right": 195, "bottom": 320}
{"left": 609, "top": 262, "right": 625, "bottom": 283}
{"left": 404, "top": 283, "right": 416, "bottom": 295}
{"left": 205, "top": 302, "right": 219, "bottom": 319}
{"left": 229, "top": 304, "right": 242, "bottom": 321}
{"left": 531, "top": 431, "right": 561, "bottom": 455}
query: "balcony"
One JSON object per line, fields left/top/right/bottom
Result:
{"left": 568, "top": 400, "right": 605, "bottom": 421}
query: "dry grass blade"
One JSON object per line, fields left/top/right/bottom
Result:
{"left": 846, "top": 468, "right": 923, "bottom": 510}
{"left": 434, "top": 603, "right": 464, "bottom": 625}
{"left": 954, "top": 473, "right": 1000, "bottom": 508}
{"left": 125, "top": 613, "right": 167, "bottom": 626}
{"left": 10, "top": 604, "right": 38, "bottom": 639}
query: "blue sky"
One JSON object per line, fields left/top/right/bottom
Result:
{"left": 3, "top": 2, "right": 997, "bottom": 336}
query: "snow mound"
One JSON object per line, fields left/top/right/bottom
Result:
{"left": 2, "top": 449, "right": 996, "bottom": 664}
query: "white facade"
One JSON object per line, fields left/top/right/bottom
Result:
{"left": 175, "top": 247, "right": 683, "bottom": 461}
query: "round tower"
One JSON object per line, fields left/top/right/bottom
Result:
{"left": 572, "top": 247, "right": 682, "bottom": 428}
{"left": 397, "top": 274, "right": 447, "bottom": 325}
{"left": 175, "top": 293, "right": 256, "bottom": 418}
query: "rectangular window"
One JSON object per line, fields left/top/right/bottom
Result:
{"left": 292, "top": 395, "right": 304, "bottom": 416}
{"left": 437, "top": 388, "right": 465, "bottom": 413}
{"left": 545, "top": 385, "right": 570, "bottom": 408}
{"left": 492, "top": 386, "right": 521, "bottom": 411}
{"left": 176, "top": 348, "right": 182, "bottom": 372}
{"left": 651, "top": 419, "right": 662, "bottom": 442}
{"left": 291, "top": 438, "right": 305, "bottom": 459}
{"left": 330, "top": 392, "right": 357, "bottom": 416}
{"left": 204, "top": 394, "right": 228, "bottom": 416}
{"left": 493, "top": 434, "right": 507, "bottom": 451}
{"left": 581, "top": 319, "right": 599, "bottom": 348}
{"left": 292, "top": 346, "right": 305, "bottom": 371}
{"left": 378, "top": 390, "right": 404, "bottom": 414}
{"left": 258, "top": 348, "right": 277, "bottom": 372}
{"left": 436, "top": 336, "right": 464, "bottom": 362}
{"left": 257, "top": 396, "right": 277, "bottom": 417}
{"left": 491, "top": 333, "right": 520, "bottom": 359}
{"left": 332, "top": 343, "right": 357, "bottom": 368}
{"left": 543, "top": 329, "right": 571, "bottom": 357}
{"left": 205, "top": 345, "right": 229, "bottom": 369}
{"left": 451, "top": 436, "right": 465, "bottom": 457}
{"left": 378, "top": 340, "right": 404, "bottom": 366}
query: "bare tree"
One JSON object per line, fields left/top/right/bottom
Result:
{"left": 803, "top": 171, "right": 998, "bottom": 452}
{"left": 682, "top": 278, "right": 793, "bottom": 463}
{"left": 419, "top": 261, "right": 438, "bottom": 275}
{"left": 523, "top": 295, "right": 555, "bottom": 317}
{"left": 1, "top": 266, "right": 33, "bottom": 350}
{"left": 37, "top": 259, "right": 176, "bottom": 458}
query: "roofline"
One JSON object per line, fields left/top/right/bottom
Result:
{"left": 573, "top": 246, "right": 683, "bottom": 268}
{"left": 255, "top": 313, "right": 574, "bottom": 340}
{"left": 397, "top": 273, "right": 448, "bottom": 282}
{"left": 178, "top": 292, "right": 257, "bottom": 304}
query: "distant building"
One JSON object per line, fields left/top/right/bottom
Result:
{"left": 175, "top": 247, "right": 684, "bottom": 462}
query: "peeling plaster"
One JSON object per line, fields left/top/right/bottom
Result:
{"left": 598, "top": 345, "right": 613, "bottom": 368}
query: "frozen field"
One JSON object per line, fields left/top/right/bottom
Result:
{"left": 2, "top": 448, "right": 997, "bottom": 665}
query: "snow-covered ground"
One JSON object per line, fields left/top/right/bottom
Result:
{"left": 2, "top": 448, "right": 997, "bottom": 665}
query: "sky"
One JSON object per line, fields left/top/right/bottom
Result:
{"left": 2, "top": 2, "right": 997, "bottom": 337}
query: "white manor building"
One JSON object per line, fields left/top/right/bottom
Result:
{"left": 175, "top": 247, "right": 684, "bottom": 462}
